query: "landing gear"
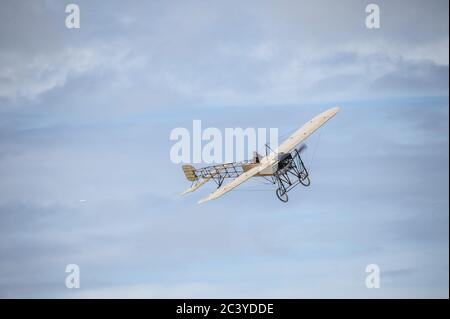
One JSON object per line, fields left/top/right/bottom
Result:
{"left": 276, "top": 188, "right": 289, "bottom": 202}
{"left": 273, "top": 147, "right": 310, "bottom": 202}
{"left": 299, "top": 174, "right": 310, "bottom": 187}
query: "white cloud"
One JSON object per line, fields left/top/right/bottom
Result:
{"left": 0, "top": 0, "right": 448, "bottom": 108}
{"left": 0, "top": 44, "right": 132, "bottom": 101}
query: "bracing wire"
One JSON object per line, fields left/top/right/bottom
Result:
{"left": 257, "top": 124, "right": 298, "bottom": 156}
{"left": 309, "top": 126, "right": 323, "bottom": 174}
{"left": 230, "top": 176, "right": 275, "bottom": 192}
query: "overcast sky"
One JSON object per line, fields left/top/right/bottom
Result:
{"left": 0, "top": 0, "right": 448, "bottom": 298}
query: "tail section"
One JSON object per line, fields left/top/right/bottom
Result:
{"left": 182, "top": 164, "right": 198, "bottom": 181}
{"left": 181, "top": 164, "right": 211, "bottom": 195}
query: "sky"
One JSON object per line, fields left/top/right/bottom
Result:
{"left": 0, "top": 0, "right": 448, "bottom": 298}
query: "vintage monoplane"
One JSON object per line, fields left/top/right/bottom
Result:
{"left": 181, "top": 107, "right": 340, "bottom": 203}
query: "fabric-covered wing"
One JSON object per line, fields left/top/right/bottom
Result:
{"left": 197, "top": 161, "right": 273, "bottom": 204}
{"left": 181, "top": 177, "right": 211, "bottom": 195}
{"left": 265, "top": 107, "right": 340, "bottom": 163}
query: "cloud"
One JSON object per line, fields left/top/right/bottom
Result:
{"left": 0, "top": 44, "right": 135, "bottom": 101}
{"left": 0, "top": 0, "right": 448, "bottom": 108}
{"left": 371, "top": 59, "right": 449, "bottom": 94}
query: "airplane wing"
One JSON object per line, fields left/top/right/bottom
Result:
{"left": 198, "top": 107, "right": 340, "bottom": 204}
{"left": 265, "top": 107, "right": 340, "bottom": 162}
{"left": 198, "top": 161, "right": 273, "bottom": 204}
{"left": 181, "top": 177, "right": 211, "bottom": 195}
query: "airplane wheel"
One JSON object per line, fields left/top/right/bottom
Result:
{"left": 300, "top": 176, "right": 310, "bottom": 187}
{"left": 276, "top": 188, "right": 288, "bottom": 202}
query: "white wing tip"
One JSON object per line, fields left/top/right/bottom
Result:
{"left": 198, "top": 194, "right": 217, "bottom": 204}
{"left": 331, "top": 106, "right": 340, "bottom": 113}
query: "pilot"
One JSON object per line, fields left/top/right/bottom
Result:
{"left": 253, "top": 151, "right": 261, "bottom": 163}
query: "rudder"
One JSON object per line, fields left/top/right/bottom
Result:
{"left": 182, "top": 164, "right": 198, "bottom": 181}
